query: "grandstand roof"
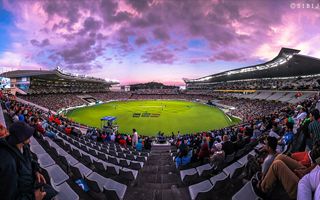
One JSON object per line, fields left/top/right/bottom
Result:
{"left": 184, "top": 48, "right": 320, "bottom": 83}
{"left": 0, "top": 69, "right": 118, "bottom": 84}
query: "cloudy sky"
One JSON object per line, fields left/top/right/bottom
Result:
{"left": 0, "top": 0, "right": 320, "bottom": 85}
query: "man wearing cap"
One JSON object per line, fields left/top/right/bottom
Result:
{"left": 0, "top": 121, "right": 54, "bottom": 200}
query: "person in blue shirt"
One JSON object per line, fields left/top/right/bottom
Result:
{"left": 136, "top": 139, "right": 143, "bottom": 151}
{"left": 175, "top": 149, "right": 192, "bottom": 168}
{"left": 282, "top": 122, "right": 294, "bottom": 145}
{"left": 18, "top": 111, "right": 25, "bottom": 122}
{"left": 45, "top": 127, "right": 56, "bottom": 139}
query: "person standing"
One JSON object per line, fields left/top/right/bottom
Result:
{"left": 132, "top": 128, "right": 138, "bottom": 147}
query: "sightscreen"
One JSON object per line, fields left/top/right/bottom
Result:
{"left": 0, "top": 77, "right": 10, "bottom": 89}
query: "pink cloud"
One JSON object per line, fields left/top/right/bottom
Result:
{"left": 1, "top": 0, "right": 320, "bottom": 84}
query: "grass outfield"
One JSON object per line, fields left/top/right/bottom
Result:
{"left": 65, "top": 100, "right": 240, "bottom": 136}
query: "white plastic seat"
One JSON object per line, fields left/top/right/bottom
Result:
{"left": 46, "top": 164, "right": 69, "bottom": 186}
{"left": 53, "top": 182, "right": 79, "bottom": 200}
{"left": 196, "top": 163, "right": 214, "bottom": 176}
{"left": 188, "top": 180, "right": 213, "bottom": 200}
{"left": 232, "top": 181, "right": 261, "bottom": 200}
{"left": 38, "top": 153, "right": 55, "bottom": 168}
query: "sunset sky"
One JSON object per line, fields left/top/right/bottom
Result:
{"left": 0, "top": 0, "right": 320, "bottom": 85}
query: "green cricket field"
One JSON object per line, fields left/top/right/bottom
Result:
{"left": 65, "top": 100, "right": 240, "bottom": 136}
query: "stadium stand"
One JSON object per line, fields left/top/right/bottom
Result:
{"left": 2, "top": 88, "right": 320, "bottom": 200}
{"left": 2, "top": 47, "right": 320, "bottom": 199}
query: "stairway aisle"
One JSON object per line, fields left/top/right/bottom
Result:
{"left": 125, "top": 145, "right": 190, "bottom": 200}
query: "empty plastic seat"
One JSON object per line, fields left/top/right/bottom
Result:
{"left": 235, "top": 148, "right": 245, "bottom": 159}
{"left": 38, "top": 153, "right": 55, "bottom": 168}
{"left": 85, "top": 175, "right": 102, "bottom": 193}
{"left": 93, "top": 160, "right": 106, "bottom": 171}
{"left": 125, "top": 154, "right": 135, "bottom": 160}
{"left": 30, "top": 137, "right": 39, "bottom": 146}
{"left": 53, "top": 181, "right": 79, "bottom": 200}
{"left": 130, "top": 161, "right": 141, "bottom": 170}
{"left": 62, "top": 143, "right": 72, "bottom": 152}
{"left": 98, "top": 152, "right": 107, "bottom": 161}
{"left": 108, "top": 156, "right": 118, "bottom": 165}
{"left": 80, "top": 145, "right": 88, "bottom": 152}
{"left": 74, "top": 142, "right": 81, "bottom": 148}
{"left": 119, "top": 168, "right": 138, "bottom": 181}
{"left": 237, "top": 154, "right": 250, "bottom": 166}
{"left": 56, "top": 148, "right": 69, "bottom": 157}
{"left": 188, "top": 180, "right": 212, "bottom": 200}
{"left": 30, "top": 145, "right": 46, "bottom": 155}
{"left": 223, "top": 162, "right": 244, "bottom": 179}
{"left": 196, "top": 163, "right": 214, "bottom": 177}
{"left": 209, "top": 172, "right": 229, "bottom": 190}
{"left": 117, "top": 152, "right": 125, "bottom": 159}
{"left": 136, "top": 156, "right": 146, "bottom": 162}
{"left": 249, "top": 150, "right": 257, "bottom": 156}
{"left": 64, "top": 154, "right": 79, "bottom": 166}
{"left": 188, "top": 172, "right": 229, "bottom": 200}
{"left": 74, "top": 162, "right": 93, "bottom": 177}
{"left": 101, "top": 147, "right": 108, "bottom": 153}
{"left": 109, "top": 150, "right": 117, "bottom": 157}
{"left": 106, "top": 165, "right": 118, "bottom": 176}
{"left": 46, "top": 164, "right": 69, "bottom": 186}
{"left": 232, "top": 181, "right": 261, "bottom": 200}
{"left": 86, "top": 172, "right": 107, "bottom": 191}
{"left": 103, "top": 178, "right": 127, "bottom": 200}
{"left": 81, "top": 154, "right": 93, "bottom": 165}
{"left": 119, "top": 159, "right": 130, "bottom": 168}
{"left": 89, "top": 148, "right": 98, "bottom": 157}
{"left": 42, "top": 139, "right": 51, "bottom": 149}
{"left": 180, "top": 168, "right": 199, "bottom": 185}
{"left": 140, "top": 152, "right": 149, "bottom": 157}
{"left": 225, "top": 152, "right": 235, "bottom": 164}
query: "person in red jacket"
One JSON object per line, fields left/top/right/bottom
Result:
{"left": 65, "top": 126, "right": 71, "bottom": 136}
{"left": 49, "top": 115, "right": 54, "bottom": 122}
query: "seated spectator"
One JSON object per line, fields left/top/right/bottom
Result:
{"left": 41, "top": 120, "right": 49, "bottom": 130}
{"left": 261, "top": 136, "right": 278, "bottom": 177}
{"left": 234, "top": 133, "right": 245, "bottom": 151}
{"left": 209, "top": 143, "right": 225, "bottom": 168}
{"left": 222, "top": 135, "right": 235, "bottom": 156}
{"left": 294, "top": 106, "right": 307, "bottom": 125}
{"left": 18, "top": 110, "right": 25, "bottom": 122}
{"left": 110, "top": 133, "right": 115, "bottom": 142}
{"left": 35, "top": 119, "right": 45, "bottom": 135}
{"left": 44, "top": 127, "right": 56, "bottom": 139}
{"left": 269, "top": 122, "right": 281, "bottom": 139}
{"left": 65, "top": 126, "right": 71, "bottom": 136}
{"left": 178, "top": 139, "right": 188, "bottom": 153}
{"left": 297, "top": 164, "right": 320, "bottom": 200}
{"left": 253, "top": 153, "right": 320, "bottom": 199}
{"left": 136, "top": 139, "right": 143, "bottom": 151}
{"left": 309, "top": 109, "right": 320, "bottom": 148}
{"left": 279, "top": 122, "right": 294, "bottom": 150}
{"left": 144, "top": 137, "right": 152, "bottom": 150}
{"left": 119, "top": 136, "right": 127, "bottom": 147}
{"left": 0, "top": 121, "right": 57, "bottom": 200}
{"left": 198, "top": 138, "right": 210, "bottom": 161}
{"left": 291, "top": 140, "right": 320, "bottom": 167}
{"left": 175, "top": 149, "right": 192, "bottom": 168}
{"left": 251, "top": 125, "right": 262, "bottom": 142}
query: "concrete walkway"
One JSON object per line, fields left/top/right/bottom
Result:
{"left": 125, "top": 145, "right": 190, "bottom": 200}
